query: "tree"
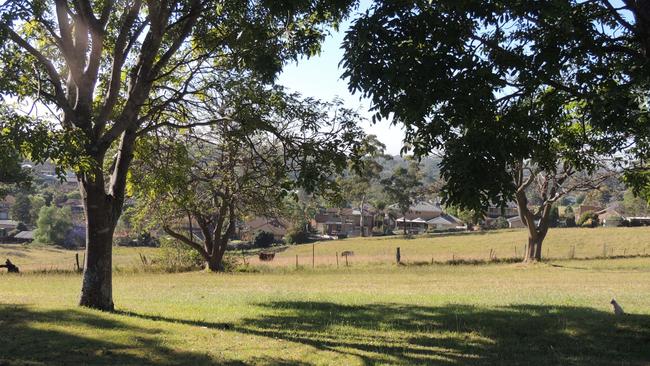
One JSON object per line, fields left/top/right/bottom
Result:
{"left": 0, "top": 0, "right": 356, "bottom": 310}
{"left": 343, "top": 0, "right": 650, "bottom": 213}
{"left": 29, "top": 195, "right": 46, "bottom": 225}
{"left": 338, "top": 135, "right": 387, "bottom": 236}
{"left": 342, "top": 1, "right": 628, "bottom": 261}
{"left": 622, "top": 189, "right": 650, "bottom": 216}
{"left": 10, "top": 193, "right": 31, "bottom": 224}
{"left": 131, "top": 90, "right": 363, "bottom": 271}
{"left": 381, "top": 161, "right": 422, "bottom": 235}
{"left": 34, "top": 206, "right": 73, "bottom": 246}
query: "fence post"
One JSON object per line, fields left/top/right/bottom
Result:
{"left": 75, "top": 253, "right": 81, "bottom": 272}
{"left": 336, "top": 252, "right": 339, "bottom": 268}
{"left": 312, "top": 244, "right": 315, "bottom": 268}
{"left": 295, "top": 255, "right": 298, "bottom": 269}
{"left": 396, "top": 247, "right": 401, "bottom": 264}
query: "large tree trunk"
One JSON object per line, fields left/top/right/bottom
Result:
{"left": 206, "top": 255, "right": 225, "bottom": 272}
{"left": 78, "top": 177, "right": 116, "bottom": 311}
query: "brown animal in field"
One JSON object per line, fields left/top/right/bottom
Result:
{"left": 258, "top": 252, "right": 275, "bottom": 261}
{"left": 610, "top": 299, "right": 625, "bottom": 315}
{"left": 341, "top": 251, "right": 354, "bottom": 257}
{"left": 0, "top": 259, "right": 19, "bottom": 273}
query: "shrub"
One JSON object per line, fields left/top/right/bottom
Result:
{"left": 33, "top": 206, "right": 73, "bottom": 246}
{"left": 16, "top": 222, "right": 28, "bottom": 231}
{"left": 253, "top": 231, "right": 275, "bottom": 248}
{"left": 119, "top": 232, "right": 160, "bottom": 247}
{"left": 495, "top": 216, "right": 509, "bottom": 229}
{"left": 284, "top": 226, "right": 309, "bottom": 244}
{"left": 578, "top": 211, "right": 599, "bottom": 228}
{"left": 565, "top": 216, "right": 576, "bottom": 227}
{"left": 156, "top": 237, "right": 203, "bottom": 272}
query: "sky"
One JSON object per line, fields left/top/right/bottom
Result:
{"left": 277, "top": 9, "right": 405, "bottom": 156}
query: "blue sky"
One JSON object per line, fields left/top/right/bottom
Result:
{"left": 277, "top": 6, "right": 405, "bottom": 155}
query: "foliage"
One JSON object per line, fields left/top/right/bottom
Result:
{"left": 284, "top": 226, "right": 310, "bottom": 245}
{"left": 130, "top": 90, "right": 363, "bottom": 271}
{"left": 28, "top": 195, "right": 45, "bottom": 226}
{"left": 15, "top": 222, "right": 27, "bottom": 232}
{"left": 156, "top": 237, "right": 203, "bottom": 273}
{"left": 381, "top": 160, "right": 422, "bottom": 216}
{"left": 33, "top": 206, "right": 73, "bottom": 247}
{"left": 578, "top": 211, "right": 600, "bottom": 228}
{"left": 495, "top": 217, "right": 509, "bottom": 230}
{"left": 623, "top": 189, "right": 650, "bottom": 216}
{"left": 341, "top": 1, "right": 634, "bottom": 261}
{"left": 10, "top": 194, "right": 31, "bottom": 224}
{"left": 548, "top": 206, "right": 560, "bottom": 228}
{"left": 254, "top": 231, "right": 275, "bottom": 248}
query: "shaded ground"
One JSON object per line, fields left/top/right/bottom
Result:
{"left": 3, "top": 302, "right": 648, "bottom": 365}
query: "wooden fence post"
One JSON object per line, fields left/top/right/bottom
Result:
{"left": 396, "top": 247, "right": 401, "bottom": 264}
{"left": 295, "top": 255, "right": 298, "bottom": 269}
{"left": 312, "top": 244, "right": 315, "bottom": 268}
{"left": 336, "top": 252, "right": 339, "bottom": 268}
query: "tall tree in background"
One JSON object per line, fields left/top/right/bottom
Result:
{"left": 342, "top": 0, "right": 638, "bottom": 260}
{"left": 0, "top": 0, "right": 357, "bottom": 310}
{"left": 338, "top": 135, "right": 387, "bottom": 236}
{"left": 381, "top": 160, "right": 421, "bottom": 236}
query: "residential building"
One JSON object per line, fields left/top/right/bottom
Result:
{"left": 313, "top": 207, "right": 374, "bottom": 237}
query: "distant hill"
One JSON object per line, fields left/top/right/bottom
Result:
{"left": 378, "top": 155, "right": 441, "bottom": 184}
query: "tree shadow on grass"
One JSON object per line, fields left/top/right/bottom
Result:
{"left": 0, "top": 304, "right": 253, "bottom": 365}
{"left": 122, "top": 302, "right": 650, "bottom": 365}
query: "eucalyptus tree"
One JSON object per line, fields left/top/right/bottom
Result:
{"left": 0, "top": 0, "right": 357, "bottom": 310}
{"left": 381, "top": 160, "right": 422, "bottom": 236}
{"left": 342, "top": 0, "right": 641, "bottom": 260}
{"left": 337, "top": 134, "right": 387, "bottom": 236}
{"left": 131, "top": 86, "right": 364, "bottom": 271}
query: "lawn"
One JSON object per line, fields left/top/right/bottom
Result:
{"left": 1, "top": 260, "right": 650, "bottom": 364}
{"left": 1, "top": 228, "right": 650, "bottom": 365}
{"left": 253, "top": 227, "right": 650, "bottom": 267}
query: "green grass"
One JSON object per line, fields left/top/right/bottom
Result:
{"left": 1, "top": 228, "right": 650, "bottom": 365}
{"left": 2, "top": 258, "right": 650, "bottom": 365}
{"left": 0, "top": 244, "right": 158, "bottom": 272}
{"left": 256, "top": 227, "right": 650, "bottom": 268}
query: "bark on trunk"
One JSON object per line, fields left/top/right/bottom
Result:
{"left": 206, "top": 255, "right": 225, "bottom": 272}
{"left": 78, "top": 178, "right": 116, "bottom": 311}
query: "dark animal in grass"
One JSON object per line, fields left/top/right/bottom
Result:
{"left": 0, "top": 259, "right": 19, "bottom": 273}
{"left": 258, "top": 252, "right": 275, "bottom": 261}
{"left": 341, "top": 251, "right": 354, "bottom": 257}
{"left": 611, "top": 299, "right": 625, "bottom": 315}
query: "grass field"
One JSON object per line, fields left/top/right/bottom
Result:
{"left": 3, "top": 227, "right": 650, "bottom": 272}
{"left": 1, "top": 228, "right": 650, "bottom": 365}
{"left": 251, "top": 227, "right": 650, "bottom": 268}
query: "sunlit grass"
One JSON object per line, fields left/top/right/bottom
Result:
{"left": 1, "top": 256, "right": 650, "bottom": 365}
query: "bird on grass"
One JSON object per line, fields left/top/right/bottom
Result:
{"left": 610, "top": 299, "right": 625, "bottom": 316}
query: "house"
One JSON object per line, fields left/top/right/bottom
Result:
{"left": 427, "top": 214, "right": 464, "bottom": 230}
{"left": 241, "top": 217, "right": 289, "bottom": 241}
{"left": 388, "top": 201, "right": 443, "bottom": 221}
{"left": 0, "top": 220, "right": 18, "bottom": 230}
{"left": 507, "top": 216, "right": 526, "bottom": 228}
{"left": 576, "top": 205, "right": 604, "bottom": 220}
{"left": 13, "top": 230, "right": 34, "bottom": 243}
{"left": 596, "top": 207, "right": 625, "bottom": 227}
{"left": 313, "top": 207, "right": 374, "bottom": 237}
{"left": 486, "top": 202, "right": 519, "bottom": 218}
{"left": 394, "top": 217, "right": 428, "bottom": 234}
{"left": 0, "top": 196, "right": 15, "bottom": 220}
